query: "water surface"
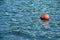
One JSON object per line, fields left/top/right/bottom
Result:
{"left": 0, "top": 0, "right": 60, "bottom": 40}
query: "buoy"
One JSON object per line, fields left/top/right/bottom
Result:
{"left": 40, "top": 14, "right": 50, "bottom": 22}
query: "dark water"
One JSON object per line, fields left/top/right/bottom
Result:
{"left": 0, "top": 0, "right": 60, "bottom": 40}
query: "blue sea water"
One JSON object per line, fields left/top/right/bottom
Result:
{"left": 0, "top": 0, "right": 60, "bottom": 40}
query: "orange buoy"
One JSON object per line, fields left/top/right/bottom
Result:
{"left": 40, "top": 14, "right": 50, "bottom": 22}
